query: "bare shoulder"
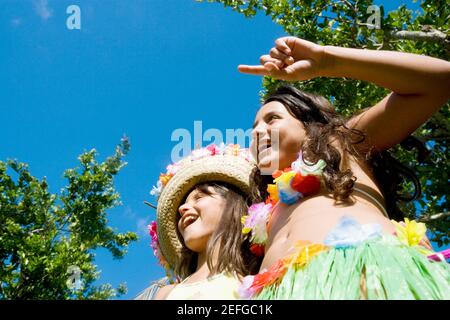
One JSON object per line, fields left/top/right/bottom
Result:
{"left": 153, "top": 284, "right": 177, "bottom": 300}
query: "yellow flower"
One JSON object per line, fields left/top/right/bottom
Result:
{"left": 392, "top": 218, "right": 427, "bottom": 247}
{"left": 283, "top": 241, "right": 328, "bottom": 268}
{"left": 273, "top": 171, "right": 297, "bottom": 184}
{"left": 241, "top": 216, "right": 251, "bottom": 234}
{"left": 226, "top": 144, "right": 240, "bottom": 156}
{"left": 267, "top": 184, "right": 279, "bottom": 202}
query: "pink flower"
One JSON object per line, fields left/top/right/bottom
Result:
{"left": 148, "top": 221, "right": 158, "bottom": 239}
{"left": 247, "top": 202, "right": 272, "bottom": 221}
{"left": 206, "top": 144, "right": 220, "bottom": 155}
{"left": 428, "top": 249, "right": 450, "bottom": 262}
{"left": 242, "top": 202, "right": 272, "bottom": 244}
{"left": 148, "top": 221, "right": 166, "bottom": 265}
{"left": 237, "top": 275, "right": 257, "bottom": 299}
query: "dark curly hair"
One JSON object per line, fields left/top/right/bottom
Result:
{"left": 255, "top": 84, "right": 421, "bottom": 221}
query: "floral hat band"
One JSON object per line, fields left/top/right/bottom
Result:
{"left": 148, "top": 144, "right": 258, "bottom": 275}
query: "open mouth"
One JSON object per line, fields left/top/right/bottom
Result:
{"left": 181, "top": 214, "right": 199, "bottom": 230}
{"left": 258, "top": 140, "right": 272, "bottom": 159}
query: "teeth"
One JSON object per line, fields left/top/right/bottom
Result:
{"left": 184, "top": 216, "right": 198, "bottom": 228}
{"left": 259, "top": 144, "right": 271, "bottom": 153}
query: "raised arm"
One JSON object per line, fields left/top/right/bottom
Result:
{"left": 239, "top": 37, "right": 450, "bottom": 152}
{"left": 322, "top": 45, "right": 450, "bottom": 151}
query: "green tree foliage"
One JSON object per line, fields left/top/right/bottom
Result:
{"left": 199, "top": 0, "right": 449, "bottom": 245}
{"left": 0, "top": 137, "right": 138, "bottom": 299}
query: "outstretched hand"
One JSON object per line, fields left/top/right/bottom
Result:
{"left": 238, "top": 37, "right": 327, "bottom": 81}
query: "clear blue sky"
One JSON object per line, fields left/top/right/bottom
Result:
{"left": 1, "top": 0, "right": 437, "bottom": 300}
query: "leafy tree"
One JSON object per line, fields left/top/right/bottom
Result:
{"left": 199, "top": 0, "right": 449, "bottom": 245}
{"left": 0, "top": 137, "right": 138, "bottom": 299}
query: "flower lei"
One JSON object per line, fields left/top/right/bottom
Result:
{"left": 148, "top": 143, "right": 254, "bottom": 273}
{"left": 241, "top": 152, "right": 327, "bottom": 256}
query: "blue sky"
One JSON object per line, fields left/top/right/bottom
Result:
{"left": 1, "top": 0, "right": 439, "bottom": 300}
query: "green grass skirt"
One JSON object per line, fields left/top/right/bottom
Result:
{"left": 256, "top": 236, "right": 450, "bottom": 300}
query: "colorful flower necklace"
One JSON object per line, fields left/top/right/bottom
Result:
{"left": 241, "top": 152, "right": 327, "bottom": 256}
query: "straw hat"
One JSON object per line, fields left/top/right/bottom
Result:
{"left": 150, "top": 144, "right": 258, "bottom": 270}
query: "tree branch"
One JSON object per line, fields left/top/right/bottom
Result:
{"left": 390, "top": 29, "right": 448, "bottom": 45}
{"left": 144, "top": 201, "right": 157, "bottom": 209}
{"left": 418, "top": 211, "right": 450, "bottom": 223}
{"left": 342, "top": 0, "right": 357, "bottom": 14}
{"left": 421, "top": 135, "right": 450, "bottom": 141}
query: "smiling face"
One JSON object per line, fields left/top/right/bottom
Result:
{"left": 251, "top": 101, "right": 307, "bottom": 171}
{"left": 177, "top": 186, "right": 226, "bottom": 253}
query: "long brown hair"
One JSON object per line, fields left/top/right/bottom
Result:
{"left": 257, "top": 84, "right": 421, "bottom": 221}
{"left": 174, "top": 182, "right": 262, "bottom": 279}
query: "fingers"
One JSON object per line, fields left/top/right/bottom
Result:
{"left": 262, "top": 62, "right": 294, "bottom": 80}
{"left": 270, "top": 47, "right": 294, "bottom": 65}
{"left": 237, "top": 65, "right": 270, "bottom": 76}
{"left": 260, "top": 55, "right": 284, "bottom": 68}
{"left": 238, "top": 63, "right": 286, "bottom": 79}
{"left": 275, "top": 38, "right": 291, "bottom": 55}
{"left": 238, "top": 39, "right": 295, "bottom": 77}
{"left": 239, "top": 54, "right": 288, "bottom": 76}
{"left": 263, "top": 61, "right": 280, "bottom": 72}
{"left": 259, "top": 54, "right": 285, "bottom": 68}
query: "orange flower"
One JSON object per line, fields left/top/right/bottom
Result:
{"left": 247, "top": 241, "right": 328, "bottom": 295}
{"left": 272, "top": 167, "right": 292, "bottom": 179}
{"left": 272, "top": 170, "right": 283, "bottom": 179}
{"left": 159, "top": 173, "right": 173, "bottom": 186}
{"left": 250, "top": 259, "right": 287, "bottom": 293}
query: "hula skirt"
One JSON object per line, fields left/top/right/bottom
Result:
{"left": 240, "top": 216, "right": 450, "bottom": 300}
